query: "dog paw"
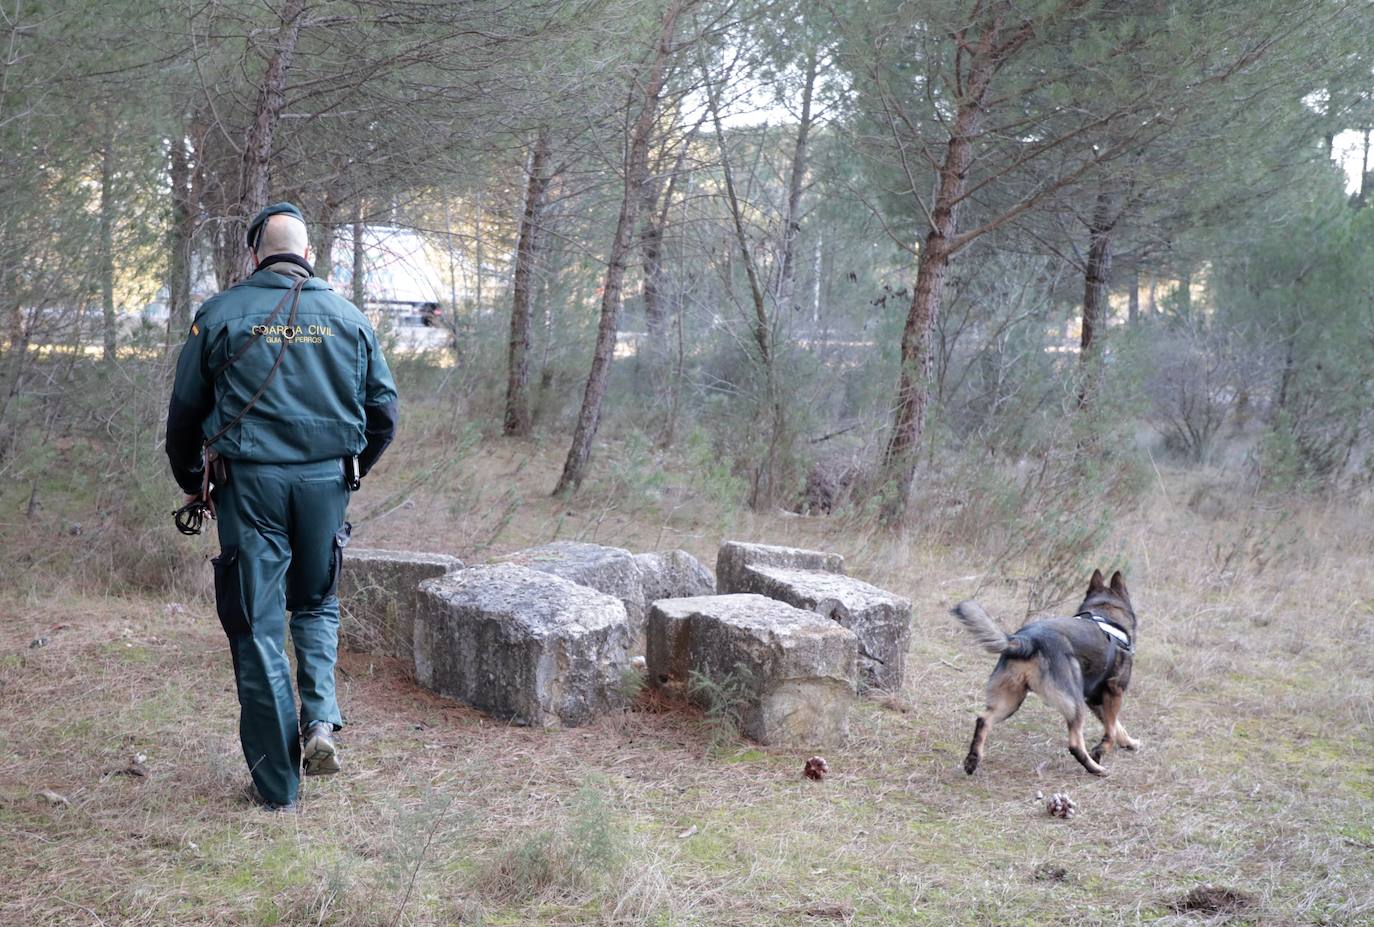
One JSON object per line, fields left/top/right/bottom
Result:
{"left": 1119, "top": 738, "right": 1141, "bottom": 751}
{"left": 963, "top": 754, "right": 979, "bottom": 775}
{"left": 1090, "top": 746, "right": 1105, "bottom": 764}
{"left": 1088, "top": 765, "right": 1109, "bottom": 778}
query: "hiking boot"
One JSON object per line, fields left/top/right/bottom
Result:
{"left": 302, "top": 721, "right": 340, "bottom": 777}
{"left": 244, "top": 784, "right": 299, "bottom": 814}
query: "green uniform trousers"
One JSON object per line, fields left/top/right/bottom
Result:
{"left": 211, "top": 458, "right": 351, "bottom": 805}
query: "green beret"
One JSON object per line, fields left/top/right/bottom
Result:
{"left": 246, "top": 201, "right": 306, "bottom": 250}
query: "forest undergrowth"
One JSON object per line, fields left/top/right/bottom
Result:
{"left": 2, "top": 366, "right": 1372, "bottom": 926}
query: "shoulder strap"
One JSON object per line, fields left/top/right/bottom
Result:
{"left": 211, "top": 279, "right": 301, "bottom": 381}
{"left": 204, "top": 277, "right": 306, "bottom": 451}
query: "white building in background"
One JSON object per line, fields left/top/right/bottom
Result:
{"left": 142, "top": 224, "right": 466, "bottom": 352}
{"left": 330, "top": 224, "right": 460, "bottom": 353}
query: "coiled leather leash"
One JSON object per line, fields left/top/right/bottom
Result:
{"left": 172, "top": 276, "right": 305, "bottom": 535}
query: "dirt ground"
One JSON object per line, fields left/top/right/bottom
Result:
{"left": 2, "top": 435, "right": 1372, "bottom": 926}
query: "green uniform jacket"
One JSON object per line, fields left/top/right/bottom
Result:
{"left": 166, "top": 267, "right": 398, "bottom": 494}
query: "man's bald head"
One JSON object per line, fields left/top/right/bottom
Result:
{"left": 254, "top": 213, "right": 310, "bottom": 259}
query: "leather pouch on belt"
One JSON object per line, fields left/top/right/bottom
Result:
{"left": 211, "top": 548, "right": 251, "bottom": 636}
{"left": 327, "top": 522, "right": 352, "bottom": 598}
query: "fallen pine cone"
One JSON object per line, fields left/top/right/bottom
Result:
{"left": 1045, "top": 792, "right": 1076, "bottom": 818}
{"left": 803, "top": 756, "right": 829, "bottom": 781}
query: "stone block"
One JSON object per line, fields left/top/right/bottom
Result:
{"left": 716, "top": 540, "right": 844, "bottom": 595}
{"left": 731, "top": 565, "right": 912, "bottom": 691}
{"left": 338, "top": 548, "right": 463, "bottom": 666}
{"left": 646, "top": 594, "right": 857, "bottom": 747}
{"left": 499, "top": 541, "right": 647, "bottom": 646}
{"left": 415, "top": 565, "right": 631, "bottom": 728}
{"left": 633, "top": 550, "right": 716, "bottom": 603}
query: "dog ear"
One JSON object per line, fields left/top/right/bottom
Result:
{"left": 1109, "top": 570, "right": 1128, "bottom": 599}
{"left": 1088, "top": 568, "right": 1106, "bottom": 593}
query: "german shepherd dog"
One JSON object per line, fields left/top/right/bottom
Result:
{"left": 951, "top": 569, "right": 1139, "bottom": 777}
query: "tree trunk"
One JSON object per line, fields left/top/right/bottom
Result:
{"left": 504, "top": 131, "right": 550, "bottom": 437}
{"left": 0, "top": 214, "right": 25, "bottom": 429}
{"left": 706, "top": 67, "right": 769, "bottom": 366}
{"left": 313, "top": 193, "right": 338, "bottom": 282}
{"left": 233, "top": 0, "right": 307, "bottom": 278}
{"left": 1274, "top": 326, "right": 1296, "bottom": 417}
{"left": 553, "top": 0, "right": 691, "bottom": 496}
{"left": 812, "top": 230, "right": 822, "bottom": 324}
{"left": 775, "top": 43, "right": 818, "bottom": 315}
{"left": 99, "top": 124, "right": 117, "bottom": 364}
{"left": 1078, "top": 184, "right": 1118, "bottom": 405}
{"left": 1359, "top": 127, "right": 1370, "bottom": 207}
{"left": 705, "top": 58, "right": 785, "bottom": 507}
{"left": 351, "top": 201, "right": 366, "bottom": 310}
{"left": 878, "top": 61, "right": 991, "bottom": 523}
{"left": 1127, "top": 266, "right": 1139, "bottom": 327}
{"left": 167, "top": 131, "right": 194, "bottom": 343}
{"left": 640, "top": 136, "right": 692, "bottom": 372}
{"left": 639, "top": 172, "right": 666, "bottom": 362}
{"left": 474, "top": 192, "right": 484, "bottom": 311}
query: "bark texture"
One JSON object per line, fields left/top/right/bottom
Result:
{"left": 233, "top": 0, "right": 308, "bottom": 278}
{"left": 351, "top": 201, "right": 366, "bottom": 310}
{"left": 775, "top": 44, "right": 817, "bottom": 314}
{"left": 878, "top": 8, "right": 1040, "bottom": 523}
{"left": 1078, "top": 183, "right": 1120, "bottom": 405}
{"left": 167, "top": 131, "right": 195, "bottom": 341}
{"left": 505, "top": 132, "right": 550, "bottom": 437}
{"left": 554, "top": 0, "right": 690, "bottom": 495}
{"left": 99, "top": 125, "right": 116, "bottom": 364}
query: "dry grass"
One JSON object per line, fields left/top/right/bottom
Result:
{"left": 2, "top": 438, "right": 1373, "bottom": 925}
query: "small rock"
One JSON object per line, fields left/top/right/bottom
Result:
{"left": 29, "top": 637, "right": 48, "bottom": 649}
{"left": 37, "top": 789, "right": 70, "bottom": 806}
{"left": 804, "top": 756, "right": 830, "bottom": 780}
{"left": 677, "top": 824, "right": 698, "bottom": 839}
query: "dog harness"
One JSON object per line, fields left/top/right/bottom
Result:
{"left": 1076, "top": 611, "right": 1134, "bottom": 654}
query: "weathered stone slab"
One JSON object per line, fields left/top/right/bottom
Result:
{"left": 633, "top": 550, "right": 716, "bottom": 603}
{"left": 338, "top": 548, "right": 463, "bottom": 665}
{"left": 731, "top": 565, "right": 911, "bottom": 691}
{"left": 646, "top": 594, "right": 857, "bottom": 747}
{"left": 415, "top": 564, "right": 631, "bottom": 728}
{"left": 716, "top": 541, "right": 844, "bottom": 596}
{"left": 499, "top": 542, "right": 647, "bottom": 644}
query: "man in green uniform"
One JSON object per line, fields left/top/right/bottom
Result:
{"left": 166, "top": 202, "right": 398, "bottom": 812}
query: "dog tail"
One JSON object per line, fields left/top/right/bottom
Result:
{"left": 950, "top": 601, "right": 1034, "bottom": 657}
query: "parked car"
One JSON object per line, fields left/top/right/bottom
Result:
{"left": 369, "top": 299, "right": 453, "bottom": 352}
